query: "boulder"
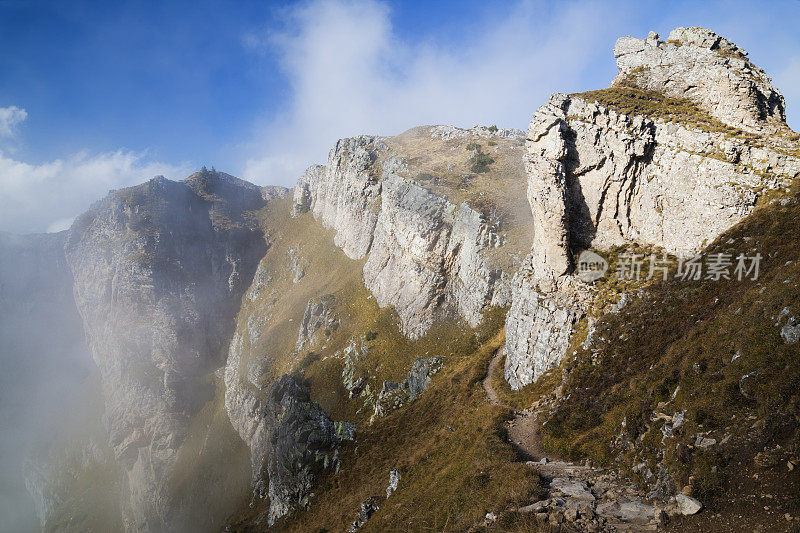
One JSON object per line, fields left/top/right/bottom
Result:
{"left": 675, "top": 493, "right": 702, "bottom": 515}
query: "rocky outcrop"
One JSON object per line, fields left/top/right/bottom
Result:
{"left": 779, "top": 308, "right": 799, "bottom": 344}
{"left": 341, "top": 337, "right": 370, "bottom": 398}
{"left": 256, "top": 375, "right": 351, "bottom": 526}
{"left": 225, "top": 287, "right": 353, "bottom": 527}
{"left": 371, "top": 356, "right": 443, "bottom": 421}
{"left": 294, "top": 129, "right": 517, "bottom": 338}
{"left": 614, "top": 27, "right": 787, "bottom": 133}
{"left": 349, "top": 470, "right": 401, "bottom": 532}
{"left": 525, "top": 92, "right": 799, "bottom": 260}
{"left": 505, "top": 28, "right": 800, "bottom": 389}
{"left": 295, "top": 295, "right": 339, "bottom": 351}
{"left": 349, "top": 495, "right": 382, "bottom": 532}
{"left": 223, "top": 331, "right": 269, "bottom": 487}
{"left": 64, "top": 171, "right": 269, "bottom": 530}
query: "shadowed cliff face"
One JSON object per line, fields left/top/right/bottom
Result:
{"left": 63, "top": 171, "right": 272, "bottom": 530}
{"left": 0, "top": 231, "right": 95, "bottom": 531}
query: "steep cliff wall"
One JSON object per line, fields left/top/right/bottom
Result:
{"left": 64, "top": 171, "right": 272, "bottom": 530}
{"left": 294, "top": 125, "right": 528, "bottom": 337}
{"left": 505, "top": 28, "right": 800, "bottom": 389}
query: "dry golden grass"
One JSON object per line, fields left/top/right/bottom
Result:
{"left": 224, "top": 212, "right": 548, "bottom": 530}
{"left": 236, "top": 318, "right": 549, "bottom": 532}
{"left": 540, "top": 184, "right": 800, "bottom": 502}
{"left": 574, "top": 86, "right": 753, "bottom": 138}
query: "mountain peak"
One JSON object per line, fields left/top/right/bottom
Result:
{"left": 612, "top": 27, "right": 788, "bottom": 133}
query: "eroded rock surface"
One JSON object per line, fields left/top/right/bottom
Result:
{"left": 505, "top": 28, "right": 800, "bottom": 389}
{"left": 293, "top": 126, "right": 524, "bottom": 338}
{"left": 64, "top": 171, "right": 270, "bottom": 530}
{"left": 372, "top": 356, "right": 443, "bottom": 421}
{"left": 614, "top": 27, "right": 787, "bottom": 133}
{"left": 363, "top": 171, "right": 505, "bottom": 336}
{"left": 296, "top": 295, "right": 339, "bottom": 351}
{"left": 256, "top": 375, "right": 350, "bottom": 526}
{"left": 293, "top": 137, "right": 384, "bottom": 259}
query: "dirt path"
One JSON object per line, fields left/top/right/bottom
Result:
{"left": 482, "top": 351, "right": 505, "bottom": 407}
{"left": 482, "top": 349, "right": 551, "bottom": 461}
{"left": 481, "top": 348, "right": 663, "bottom": 531}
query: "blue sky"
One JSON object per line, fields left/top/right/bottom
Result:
{"left": 1, "top": 0, "right": 799, "bottom": 233}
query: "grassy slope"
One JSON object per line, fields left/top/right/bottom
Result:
{"left": 227, "top": 126, "right": 799, "bottom": 530}
{"left": 275, "top": 318, "right": 546, "bottom": 533}
{"left": 230, "top": 197, "right": 483, "bottom": 424}
{"left": 537, "top": 187, "right": 800, "bottom": 528}
{"left": 225, "top": 199, "right": 547, "bottom": 531}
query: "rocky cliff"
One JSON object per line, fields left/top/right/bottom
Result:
{"left": 6, "top": 24, "right": 799, "bottom": 533}
{"left": 63, "top": 170, "right": 272, "bottom": 530}
{"left": 613, "top": 27, "right": 787, "bottom": 134}
{"left": 504, "top": 28, "right": 800, "bottom": 389}
{"left": 293, "top": 125, "right": 528, "bottom": 337}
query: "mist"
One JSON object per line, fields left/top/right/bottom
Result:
{"left": 0, "top": 231, "right": 101, "bottom": 530}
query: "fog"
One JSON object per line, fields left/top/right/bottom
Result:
{"left": 0, "top": 231, "right": 98, "bottom": 531}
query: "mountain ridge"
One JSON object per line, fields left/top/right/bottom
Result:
{"left": 1, "top": 26, "right": 798, "bottom": 532}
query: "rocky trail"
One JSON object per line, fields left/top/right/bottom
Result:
{"left": 481, "top": 349, "right": 667, "bottom": 531}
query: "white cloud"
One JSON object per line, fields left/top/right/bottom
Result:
{"left": 0, "top": 149, "right": 190, "bottom": 234}
{"left": 241, "top": 0, "right": 627, "bottom": 187}
{"left": 0, "top": 106, "right": 27, "bottom": 138}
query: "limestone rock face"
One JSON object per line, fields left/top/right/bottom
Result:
{"left": 64, "top": 172, "right": 269, "bottom": 530}
{"left": 372, "top": 356, "right": 443, "bottom": 421}
{"left": 505, "top": 28, "right": 800, "bottom": 389}
{"left": 224, "top": 294, "right": 350, "bottom": 527}
{"left": 294, "top": 127, "right": 520, "bottom": 338}
{"left": 523, "top": 93, "right": 799, "bottom": 260}
{"left": 296, "top": 295, "right": 339, "bottom": 351}
{"left": 614, "top": 27, "right": 787, "bottom": 133}
{"left": 362, "top": 171, "right": 504, "bottom": 336}
{"left": 223, "top": 330, "right": 269, "bottom": 488}
{"left": 504, "top": 274, "right": 585, "bottom": 389}
{"left": 293, "top": 137, "right": 384, "bottom": 259}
